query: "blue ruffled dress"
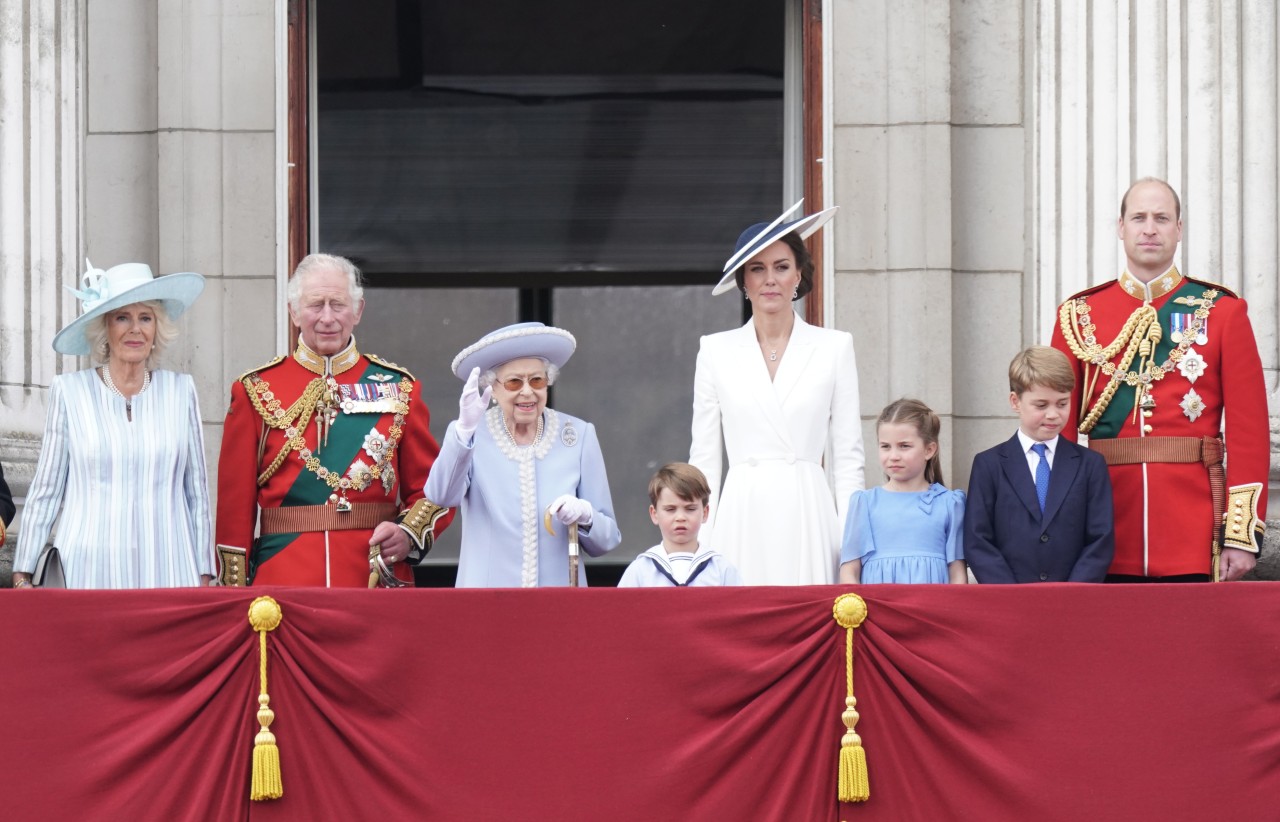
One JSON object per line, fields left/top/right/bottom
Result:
{"left": 839, "top": 484, "right": 965, "bottom": 583}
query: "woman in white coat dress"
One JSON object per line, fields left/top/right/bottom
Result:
{"left": 689, "top": 202, "right": 864, "bottom": 584}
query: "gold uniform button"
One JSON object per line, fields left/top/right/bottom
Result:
{"left": 1142, "top": 424, "right": 1153, "bottom": 434}
{"left": 1143, "top": 410, "right": 1153, "bottom": 418}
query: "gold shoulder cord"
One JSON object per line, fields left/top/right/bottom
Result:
{"left": 1057, "top": 289, "right": 1218, "bottom": 434}
{"left": 243, "top": 374, "right": 327, "bottom": 486}
{"left": 244, "top": 372, "right": 415, "bottom": 494}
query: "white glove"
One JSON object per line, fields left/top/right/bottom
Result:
{"left": 455, "top": 366, "right": 492, "bottom": 443}
{"left": 550, "top": 494, "right": 593, "bottom": 527}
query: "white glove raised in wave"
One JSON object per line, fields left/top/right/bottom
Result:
{"left": 455, "top": 366, "right": 492, "bottom": 444}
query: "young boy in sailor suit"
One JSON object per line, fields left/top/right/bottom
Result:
{"left": 618, "top": 463, "right": 742, "bottom": 588}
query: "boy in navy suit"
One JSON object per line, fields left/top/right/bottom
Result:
{"left": 965, "top": 346, "right": 1115, "bottom": 583}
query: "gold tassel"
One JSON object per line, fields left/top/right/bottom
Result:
{"left": 833, "top": 594, "right": 869, "bottom": 803}
{"left": 248, "top": 596, "right": 284, "bottom": 801}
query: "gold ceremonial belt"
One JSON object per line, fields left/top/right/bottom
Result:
{"left": 1088, "top": 435, "right": 1222, "bottom": 467}
{"left": 259, "top": 503, "right": 398, "bottom": 535}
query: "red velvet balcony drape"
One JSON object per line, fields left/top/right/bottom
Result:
{"left": 4, "top": 584, "right": 1279, "bottom": 821}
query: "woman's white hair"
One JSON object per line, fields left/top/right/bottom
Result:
{"left": 480, "top": 358, "right": 560, "bottom": 389}
{"left": 85, "top": 300, "right": 178, "bottom": 367}
{"left": 287, "top": 253, "right": 364, "bottom": 311}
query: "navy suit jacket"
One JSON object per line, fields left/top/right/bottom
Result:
{"left": 964, "top": 434, "right": 1115, "bottom": 583}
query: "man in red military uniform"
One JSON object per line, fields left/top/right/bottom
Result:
{"left": 1051, "top": 178, "right": 1268, "bottom": 581}
{"left": 216, "top": 253, "right": 451, "bottom": 586}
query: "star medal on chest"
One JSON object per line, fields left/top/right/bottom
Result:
{"left": 362, "top": 427, "right": 397, "bottom": 494}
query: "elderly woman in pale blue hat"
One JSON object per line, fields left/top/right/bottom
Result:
{"left": 11, "top": 262, "right": 213, "bottom": 589}
{"left": 689, "top": 200, "right": 865, "bottom": 585}
{"left": 425, "top": 322, "right": 621, "bottom": 587}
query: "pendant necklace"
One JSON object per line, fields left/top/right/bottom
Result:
{"left": 760, "top": 336, "right": 787, "bottom": 362}
{"left": 102, "top": 362, "right": 151, "bottom": 422}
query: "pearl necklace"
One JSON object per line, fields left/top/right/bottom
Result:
{"left": 102, "top": 362, "right": 151, "bottom": 417}
{"left": 502, "top": 413, "right": 545, "bottom": 448}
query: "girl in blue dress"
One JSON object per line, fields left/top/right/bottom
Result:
{"left": 838, "top": 399, "right": 967, "bottom": 584}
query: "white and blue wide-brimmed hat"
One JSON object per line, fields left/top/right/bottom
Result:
{"left": 711, "top": 199, "right": 839, "bottom": 296}
{"left": 451, "top": 322, "right": 577, "bottom": 379}
{"left": 52, "top": 260, "right": 206, "bottom": 355}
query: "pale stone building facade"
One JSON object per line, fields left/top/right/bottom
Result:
{"left": 2, "top": 1, "right": 1277, "bottom": 578}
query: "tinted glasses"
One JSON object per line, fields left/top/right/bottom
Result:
{"left": 500, "top": 374, "right": 548, "bottom": 392}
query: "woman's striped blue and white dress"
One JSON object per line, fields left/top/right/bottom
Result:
{"left": 15, "top": 369, "right": 214, "bottom": 588}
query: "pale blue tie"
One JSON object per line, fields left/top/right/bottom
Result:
{"left": 1031, "top": 443, "right": 1050, "bottom": 513}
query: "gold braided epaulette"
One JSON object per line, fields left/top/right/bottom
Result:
{"left": 1183, "top": 275, "right": 1238, "bottom": 299}
{"left": 235, "top": 354, "right": 287, "bottom": 385}
{"left": 366, "top": 353, "right": 415, "bottom": 382}
{"left": 1062, "top": 280, "right": 1113, "bottom": 303}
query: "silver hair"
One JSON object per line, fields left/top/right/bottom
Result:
{"left": 85, "top": 300, "right": 177, "bottom": 367}
{"left": 480, "top": 359, "right": 560, "bottom": 389}
{"left": 287, "top": 253, "right": 364, "bottom": 312}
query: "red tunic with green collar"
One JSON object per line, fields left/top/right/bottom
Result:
{"left": 1050, "top": 268, "right": 1268, "bottom": 577}
{"left": 216, "top": 339, "right": 451, "bottom": 586}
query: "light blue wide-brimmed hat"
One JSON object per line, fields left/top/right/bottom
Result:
{"left": 451, "top": 322, "right": 577, "bottom": 379}
{"left": 52, "top": 260, "right": 205, "bottom": 355}
{"left": 711, "top": 199, "right": 839, "bottom": 296}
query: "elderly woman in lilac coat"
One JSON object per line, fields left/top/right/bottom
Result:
{"left": 425, "top": 323, "right": 621, "bottom": 587}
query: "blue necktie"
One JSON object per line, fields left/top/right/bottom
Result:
{"left": 1031, "top": 443, "right": 1050, "bottom": 513}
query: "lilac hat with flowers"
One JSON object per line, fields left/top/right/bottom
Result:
{"left": 451, "top": 322, "right": 577, "bottom": 379}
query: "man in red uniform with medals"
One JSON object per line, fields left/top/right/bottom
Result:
{"left": 215, "top": 253, "right": 451, "bottom": 586}
{"left": 1051, "top": 178, "right": 1268, "bottom": 581}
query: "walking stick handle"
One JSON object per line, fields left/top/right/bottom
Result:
{"left": 568, "top": 522, "right": 580, "bottom": 587}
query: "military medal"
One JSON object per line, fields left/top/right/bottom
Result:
{"left": 1177, "top": 348, "right": 1207, "bottom": 383}
{"left": 339, "top": 382, "right": 399, "bottom": 414}
{"left": 362, "top": 427, "right": 388, "bottom": 461}
{"left": 1180, "top": 388, "right": 1205, "bottom": 421}
{"left": 1169, "top": 313, "right": 1188, "bottom": 344}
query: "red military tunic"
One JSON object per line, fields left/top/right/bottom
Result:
{"left": 1051, "top": 268, "right": 1268, "bottom": 577}
{"left": 216, "top": 339, "right": 451, "bottom": 586}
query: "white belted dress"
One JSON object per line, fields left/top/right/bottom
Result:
{"left": 689, "top": 314, "right": 864, "bottom": 584}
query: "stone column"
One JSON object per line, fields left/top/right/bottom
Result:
{"left": 83, "top": 0, "right": 280, "bottom": 484}
{"left": 830, "top": 0, "right": 958, "bottom": 477}
{"left": 0, "top": 0, "right": 82, "bottom": 580}
{"left": 0, "top": 0, "right": 281, "bottom": 584}
{"left": 148, "top": 0, "right": 279, "bottom": 476}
